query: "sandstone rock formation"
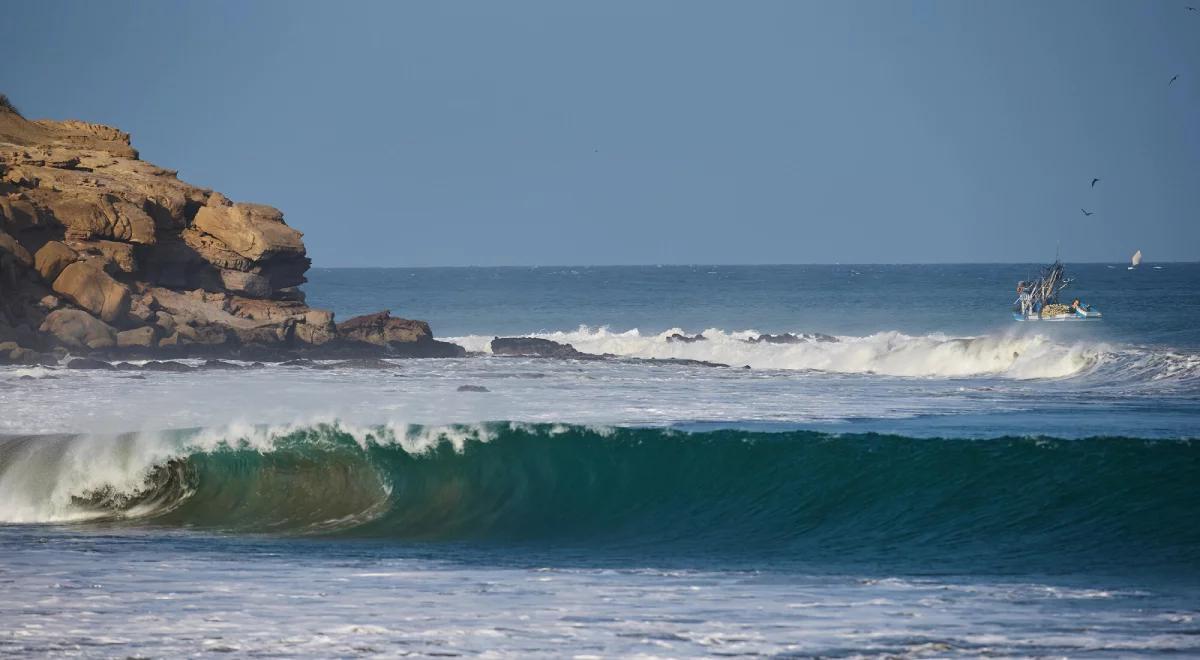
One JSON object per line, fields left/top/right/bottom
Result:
{"left": 335, "top": 311, "right": 464, "bottom": 358}
{"left": 0, "top": 95, "right": 454, "bottom": 361}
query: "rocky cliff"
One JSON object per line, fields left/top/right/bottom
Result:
{"left": 0, "top": 96, "right": 462, "bottom": 363}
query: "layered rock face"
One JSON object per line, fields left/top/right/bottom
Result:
{"left": 0, "top": 98, "right": 460, "bottom": 362}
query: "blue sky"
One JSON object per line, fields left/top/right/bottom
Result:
{"left": 5, "top": 1, "right": 1198, "bottom": 265}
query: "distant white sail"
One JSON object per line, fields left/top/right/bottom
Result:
{"left": 1131, "top": 250, "right": 1143, "bottom": 267}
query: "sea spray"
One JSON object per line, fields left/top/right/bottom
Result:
{"left": 449, "top": 327, "right": 1108, "bottom": 378}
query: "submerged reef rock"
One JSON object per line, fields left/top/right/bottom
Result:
{"left": 0, "top": 96, "right": 454, "bottom": 360}
{"left": 491, "top": 337, "right": 601, "bottom": 360}
{"left": 489, "top": 336, "right": 727, "bottom": 367}
{"left": 745, "top": 332, "right": 839, "bottom": 344}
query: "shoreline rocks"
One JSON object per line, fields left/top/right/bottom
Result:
{"left": 335, "top": 311, "right": 464, "bottom": 358}
{"left": 666, "top": 332, "right": 707, "bottom": 344}
{"left": 746, "top": 332, "right": 839, "bottom": 344}
{"left": 490, "top": 336, "right": 729, "bottom": 368}
{"left": 0, "top": 98, "right": 457, "bottom": 361}
{"left": 490, "top": 337, "right": 601, "bottom": 360}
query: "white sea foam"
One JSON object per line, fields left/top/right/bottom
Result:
{"left": 448, "top": 327, "right": 1106, "bottom": 379}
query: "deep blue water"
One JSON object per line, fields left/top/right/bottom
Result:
{"left": 306, "top": 263, "right": 1200, "bottom": 346}
{"left": 2, "top": 263, "right": 1198, "bottom": 656}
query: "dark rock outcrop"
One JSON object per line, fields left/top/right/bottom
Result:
{"left": 489, "top": 336, "right": 728, "bottom": 367}
{"left": 666, "top": 332, "right": 706, "bottom": 343}
{"left": 628, "top": 357, "right": 729, "bottom": 368}
{"left": 66, "top": 357, "right": 115, "bottom": 370}
{"left": 140, "top": 360, "right": 194, "bottom": 372}
{"left": 0, "top": 340, "right": 54, "bottom": 365}
{"left": 0, "top": 97, "right": 459, "bottom": 361}
{"left": 457, "top": 384, "right": 490, "bottom": 392}
{"left": 200, "top": 359, "right": 245, "bottom": 370}
{"left": 313, "top": 358, "right": 403, "bottom": 370}
{"left": 490, "top": 337, "right": 600, "bottom": 360}
{"left": 334, "top": 311, "right": 465, "bottom": 358}
{"left": 746, "top": 332, "right": 839, "bottom": 344}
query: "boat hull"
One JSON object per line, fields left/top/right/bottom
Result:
{"left": 1013, "top": 309, "right": 1102, "bottom": 321}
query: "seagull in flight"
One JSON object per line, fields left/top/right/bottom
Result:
{"left": 1081, "top": 208, "right": 1094, "bottom": 216}
{"left": 1170, "top": 74, "right": 1179, "bottom": 85}
{"left": 1091, "top": 178, "right": 1100, "bottom": 188}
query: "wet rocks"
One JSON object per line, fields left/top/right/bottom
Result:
{"left": 66, "top": 357, "right": 115, "bottom": 370}
{"left": 746, "top": 332, "right": 838, "bottom": 344}
{"left": 139, "top": 360, "right": 194, "bottom": 372}
{"left": 337, "top": 311, "right": 430, "bottom": 346}
{"left": 0, "top": 341, "right": 54, "bottom": 365}
{"left": 456, "top": 384, "right": 490, "bottom": 392}
{"left": 488, "top": 337, "right": 728, "bottom": 367}
{"left": 490, "top": 337, "right": 602, "bottom": 360}
{"left": 313, "top": 358, "right": 402, "bottom": 370}
{"left": 628, "top": 357, "right": 729, "bottom": 368}
{"left": 200, "top": 359, "right": 244, "bottom": 370}
{"left": 666, "top": 332, "right": 707, "bottom": 343}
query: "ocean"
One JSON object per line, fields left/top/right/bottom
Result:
{"left": 2, "top": 264, "right": 1198, "bottom": 657}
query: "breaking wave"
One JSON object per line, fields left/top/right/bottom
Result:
{"left": 2, "top": 422, "right": 1197, "bottom": 572}
{"left": 449, "top": 327, "right": 1112, "bottom": 378}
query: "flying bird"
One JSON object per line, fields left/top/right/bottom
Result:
{"left": 1091, "top": 178, "right": 1100, "bottom": 188}
{"left": 1170, "top": 75, "right": 1179, "bottom": 86}
{"left": 1081, "top": 208, "right": 1094, "bottom": 216}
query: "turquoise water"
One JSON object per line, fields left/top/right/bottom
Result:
{"left": 1, "top": 264, "right": 1198, "bottom": 656}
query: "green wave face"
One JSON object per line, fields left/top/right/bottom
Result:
{"left": 6, "top": 424, "right": 1199, "bottom": 573}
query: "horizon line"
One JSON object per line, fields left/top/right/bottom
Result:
{"left": 309, "top": 260, "right": 1196, "bottom": 269}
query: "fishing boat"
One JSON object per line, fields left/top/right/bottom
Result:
{"left": 1128, "top": 249, "right": 1142, "bottom": 270}
{"left": 1012, "top": 260, "right": 1102, "bottom": 321}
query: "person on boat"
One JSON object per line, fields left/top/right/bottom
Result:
{"left": 1070, "top": 298, "right": 1081, "bottom": 311}
{"left": 1015, "top": 282, "right": 1032, "bottom": 316}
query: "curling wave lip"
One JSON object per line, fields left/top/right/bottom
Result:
{"left": 1, "top": 422, "right": 1197, "bottom": 575}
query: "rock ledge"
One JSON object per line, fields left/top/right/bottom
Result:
{"left": 0, "top": 98, "right": 455, "bottom": 363}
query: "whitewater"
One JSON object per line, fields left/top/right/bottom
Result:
{"left": 452, "top": 325, "right": 1108, "bottom": 377}
{"left": 2, "top": 264, "right": 1199, "bottom": 657}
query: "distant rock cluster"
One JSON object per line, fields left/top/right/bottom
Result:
{"left": 0, "top": 100, "right": 461, "bottom": 363}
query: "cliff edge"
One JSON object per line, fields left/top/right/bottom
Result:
{"left": 0, "top": 95, "right": 462, "bottom": 363}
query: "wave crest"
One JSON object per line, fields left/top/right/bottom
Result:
{"left": 2, "top": 423, "right": 1197, "bottom": 571}
{"left": 452, "top": 327, "right": 1105, "bottom": 378}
